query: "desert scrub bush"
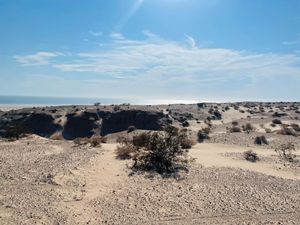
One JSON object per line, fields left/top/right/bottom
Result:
{"left": 242, "top": 123, "right": 255, "bottom": 133}
{"left": 275, "top": 142, "right": 296, "bottom": 162}
{"left": 127, "top": 125, "right": 136, "bottom": 133}
{"left": 115, "top": 136, "right": 136, "bottom": 160}
{"left": 272, "top": 119, "right": 282, "bottom": 124}
{"left": 229, "top": 126, "right": 242, "bottom": 133}
{"left": 254, "top": 136, "right": 268, "bottom": 145}
{"left": 265, "top": 128, "right": 272, "bottom": 133}
{"left": 232, "top": 121, "right": 239, "bottom": 126}
{"left": 73, "top": 136, "right": 105, "bottom": 147}
{"left": 197, "top": 127, "right": 210, "bottom": 143}
{"left": 244, "top": 150, "right": 259, "bottom": 162}
{"left": 182, "top": 120, "right": 190, "bottom": 127}
{"left": 131, "top": 126, "right": 191, "bottom": 174}
{"left": 178, "top": 129, "right": 194, "bottom": 149}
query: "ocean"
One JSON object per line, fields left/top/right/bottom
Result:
{"left": 0, "top": 95, "right": 131, "bottom": 106}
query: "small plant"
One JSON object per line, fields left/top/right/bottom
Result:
{"left": 232, "top": 121, "right": 239, "bottom": 126}
{"left": 272, "top": 119, "right": 282, "bottom": 124}
{"left": 244, "top": 150, "right": 259, "bottom": 162}
{"left": 115, "top": 136, "right": 135, "bottom": 160}
{"left": 182, "top": 120, "right": 190, "bottom": 127}
{"left": 255, "top": 136, "right": 268, "bottom": 145}
{"left": 265, "top": 128, "right": 272, "bottom": 133}
{"left": 275, "top": 142, "right": 296, "bottom": 162}
{"left": 73, "top": 136, "right": 105, "bottom": 147}
{"left": 127, "top": 125, "right": 136, "bottom": 133}
{"left": 229, "top": 126, "right": 241, "bottom": 133}
{"left": 197, "top": 127, "right": 210, "bottom": 143}
{"left": 242, "top": 123, "right": 255, "bottom": 133}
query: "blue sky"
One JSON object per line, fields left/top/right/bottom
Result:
{"left": 0, "top": 0, "right": 300, "bottom": 103}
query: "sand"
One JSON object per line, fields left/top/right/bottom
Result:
{"left": 1, "top": 103, "right": 300, "bottom": 224}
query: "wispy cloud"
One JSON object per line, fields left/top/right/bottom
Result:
{"left": 282, "top": 40, "right": 299, "bottom": 45}
{"left": 185, "top": 34, "right": 196, "bottom": 48}
{"left": 109, "top": 32, "right": 125, "bottom": 40}
{"left": 89, "top": 30, "right": 103, "bottom": 37}
{"left": 13, "top": 52, "right": 63, "bottom": 66}
{"left": 15, "top": 33, "right": 300, "bottom": 84}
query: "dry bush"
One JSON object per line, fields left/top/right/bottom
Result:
{"left": 127, "top": 125, "right": 136, "bottom": 133}
{"left": 265, "top": 128, "right": 272, "bottom": 133}
{"left": 178, "top": 129, "right": 194, "bottom": 149}
{"left": 115, "top": 136, "right": 136, "bottom": 159}
{"left": 232, "top": 121, "right": 239, "bottom": 126}
{"left": 275, "top": 142, "right": 296, "bottom": 162}
{"left": 115, "top": 145, "right": 135, "bottom": 160}
{"left": 229, "top": 126, "right": 242, "bottom": 133}
{"left": 73, "top": 136, "right": 105, "bottom": 147}
{"left": 255, "top": 136, "right": 268, "bottom": 145}
{"left": 272, "top": 119, "right": 282, "bottom": 124}
{"left": 242, "top": 123, "right": 255, "bottom": 133}
{"left": 244, "top": 150, "right": 259, "bottom": 162}
{"left": 182, "top": 120, "right": 190, "bottom": 127}
{"left": 197, "top": 127, "right": 210, "bottom": 143}
{"left": 132, "top": 126, "right": 190, "bottom": 174}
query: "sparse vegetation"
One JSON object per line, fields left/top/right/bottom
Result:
{"left": 275, "top": 142, "right": 297, "bottom": 162}
{"left": 242, "top": 123, "right": 255, "bottom": 133}
{"left": 244, "top": 150, "right": 259, "bottom": 162}
{"left": 115, "top": 126, "right": 192, "bottom": 174}
{"left": 272, "top": 119, "right": 282, "bottom": 124}
{"left": 255, "top": 136, "right": 268, "bottom": 145}
{"left": 127, "top": 125, "right": 136, "bottom": 133}
{"left": 115, "top": 136, "right": 135, "bottom": 160}
{"left": 73, "top": 136, "right": 105, "bottom": 147}
{"left": 197, "top": 127, "right": 210, "bottom": 143}
{"left": 229, "top": 126, "right": 242, "bottom": 133}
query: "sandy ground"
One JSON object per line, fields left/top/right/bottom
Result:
{"left": 1, "top": 103, "right": 300, "bottom": 224}
{"left": 0, "top": 136, "right": 299, "bottom": 225}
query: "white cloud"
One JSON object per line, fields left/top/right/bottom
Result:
{"left": 109, "top": 32, "right": 125, "bottom": 40}
{"left": 89, "top": 30, "right": 103, "bottom": 37}
{"left": 15, "top": 34, "right": 300, "bottom": 85}
{"left": 282, "top": 40, "right": 299, "bottom": 45}
{"left": 50, "top": 35, "right": 300, "bottom": 82}
{"left": 14, "top": 52, "right": 62, "bottom": 66}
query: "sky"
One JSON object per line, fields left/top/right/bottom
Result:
{"left": 0, "top": 0, "right": 300, "bottom": 103}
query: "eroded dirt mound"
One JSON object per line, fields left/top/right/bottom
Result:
{"left": 101, "top": 110, "right": 168, "bottom": 136}
{"left": 0, "top": 108, "right": 170, "bottom": 139}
